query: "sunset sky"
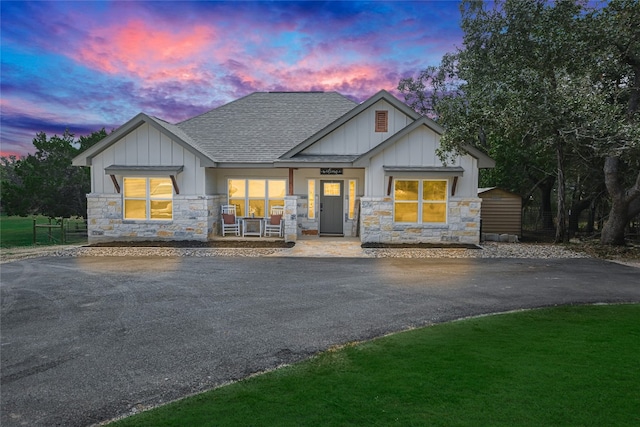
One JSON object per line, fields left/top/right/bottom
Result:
{"left": 0, "top": 1, "right": 464, "bottom": 157}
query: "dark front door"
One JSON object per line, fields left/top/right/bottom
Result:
{"left": 320, "top": 180, "right": 344, "bottom": 236}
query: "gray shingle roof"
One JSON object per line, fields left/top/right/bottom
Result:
{"left": 176, "top": 92, "right": 358, "bottom": 163}
{"left": 147, "top": 115, "right": 216, "bottom": 164}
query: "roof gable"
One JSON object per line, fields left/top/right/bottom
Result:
{"left": 280, "top": 90, "right": 423, "bottom": 159}
{"left": 353, "top": 117, "right": 442, "bottom": 167}
{"left": 72, "top": 113, "right": 216, "bottom": 167}
{"left": 354, "top": 117, "right": 494, "bottom": 168}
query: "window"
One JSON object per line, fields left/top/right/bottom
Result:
{"left": 393, "top": 179, "right": 447, "bottom": 223}
{"left": 323, "top": 182, "right": 341, "bottom": 196}
{"left": 422, "top": 180, "right": 447, "bottom": 223}
{"left": 228, "top": 179, "right": 286, "bottom": 217}
{"left": 248, "top": 179, "right": 266, "bottom": 217}
{"left": 123, "top": 177, "right": 173, "bottom": 220}
{"left": 394, "top": 180, "right": 419, "bottom": 222}
{"left": 375, "top": 110, "right": 388, "bottom": 132}
{"left": 348, "top": 180, "right": 356, "bottom": 219}
{"left": 308, "top": 180, "right": 316, "bottom": 219}
{"left": 267, "top": 180, "right": 286, "bottom": 213}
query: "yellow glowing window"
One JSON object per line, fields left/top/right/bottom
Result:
{"left": 228, "top": 179, "right": 286, "bottom": 217}
{"left": 393, "top": 179, "right": 447, "bottom": 223}
{"left": 422, "top": 180, "right": 447, "bottom": 223}
{"left": 267, "top": 179, "right": 286, "bottom": 214}
{"left": 394, "top": 180, "right": 419, "bottom": 223}
{"left": 308, "top": 180, "right": 316, "bottom": 219}
{"left": 124, "top": 177, "right": 173, "bottom": 220}
{"left": 348, "top": 180, "right": 356, "bottom": 219}
{"left": 323, "top": 182, "right": 341, "bottom": 196}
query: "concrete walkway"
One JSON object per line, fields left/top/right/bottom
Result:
{"left": 273, "top": 237, "right": 367, "bottom": 257}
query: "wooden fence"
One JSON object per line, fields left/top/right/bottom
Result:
{"left": 33, "top": 218, "right": 87, "bottom": 245}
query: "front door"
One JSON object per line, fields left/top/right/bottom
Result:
{"left": 320, "top": 180, "right": 344, "bottom": 236}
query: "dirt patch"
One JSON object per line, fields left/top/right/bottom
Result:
{"left": 573, "top": 240, "right": 640, "bottom": 261}
{"left": 88, "top": 240, "right": 295, "bottom": 249}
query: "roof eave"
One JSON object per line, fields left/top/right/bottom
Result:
{"left": 213, "top": 162, "right": 276, "bottom": 169}
{"left": 462, "top": 145, "right": 495, "bottom": 168}
{"left": 274, "top": 161, "right": 356, "bottom": 168}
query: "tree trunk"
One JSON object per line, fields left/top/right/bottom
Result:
{"left": 555, "top": 143, "right": 567, "bottom": 243}
{"left": 538, "top": 176, "right": 555, "bottom": 230}
{"left": 601, "top": 157, "right": 640, "bottom": 245}
{"left": 601, "top": 199, "right": 629, "bottom": 245}
{"left": 586, "top": 203, "right": 595, "bottom": 233}
{"left": 568, "top": 199, "right": 591, "bottom": 237}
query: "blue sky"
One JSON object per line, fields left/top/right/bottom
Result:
{"left": 0, "top": 1, "right": 464, "bottom": 156}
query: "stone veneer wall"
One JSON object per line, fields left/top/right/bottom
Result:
{"left": 86, "top": 193, "right": 218, "bottom": 243}
{"left": 359, "top": 196, "right": 482, "bottom": 244}
{"left": 284, "top": 195, "right": 298, "bottom": 242}
{"left": 295, "top": 195, "right": 316, "bottom": 235}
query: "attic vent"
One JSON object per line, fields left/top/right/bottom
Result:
{"left": 375, "top": 110, "right": 388, "bottom": 132}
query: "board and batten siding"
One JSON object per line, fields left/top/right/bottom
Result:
{"left": 90, "top": 123, "right": 205, "bottom": 195}
{"left": 364, "top": 125, "right": 478, "bottom": 198}
{"left": 478, "top": 188, "right": 522, "bottom": 235}
{"left": 301, "top": 100, "right": 413, "bottom": 156}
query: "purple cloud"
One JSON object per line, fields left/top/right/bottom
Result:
{"left": 0, "top": 1, "right": 463, "bottom": 157}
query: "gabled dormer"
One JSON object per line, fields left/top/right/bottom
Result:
{"left": 280, "top": 90, "right": 422, "bottom": 159}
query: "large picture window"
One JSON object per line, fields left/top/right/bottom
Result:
{"left": 228, "top": 179, "right": 286, "bottom": 217}
{"left": 123, "top": 177, "right": 173, "bottom": 220}
{"left": 393, "top": 179, "right": 447, "bottom": 223}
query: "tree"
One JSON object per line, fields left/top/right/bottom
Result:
{"left": 589, "top": 0, "right": 640, "bottom": 244}
{"left": 0, "top": 155, "right": 22, "bottom": 213}
{"left": 400, "top": 0, "right": 639, "bottom": 245}
{"left": 0, "top": 129, "right": 107, "bottom": 218}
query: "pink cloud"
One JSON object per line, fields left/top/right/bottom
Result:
{"left": 73, "top": 20, "right": 220, "bottom": 82}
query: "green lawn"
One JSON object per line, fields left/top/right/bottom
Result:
{"left": 0, "top": 215, "right": 87, "bottom": 248}
{"left": 111, "top": 304, "right": 640, "bottom": 427}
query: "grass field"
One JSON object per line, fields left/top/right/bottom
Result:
{"left": 0, "top": 215, "right": 87, "bottom": 248}
{"left": 110, "top": 304, "right": 640, "bottom": 427}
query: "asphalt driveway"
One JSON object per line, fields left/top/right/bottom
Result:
{"left": 1, "top": 255, "right": 639, "bottom": 427}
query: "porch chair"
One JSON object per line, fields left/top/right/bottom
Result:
{"left": 221, "top": 204, "right": 240, "bottom": 236}
{"left": 264, "top": 205, "right": 284, "bottom": 237}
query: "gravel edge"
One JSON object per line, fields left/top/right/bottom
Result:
{"left": 0, "top": 242, "right": 595, "bottom": 262}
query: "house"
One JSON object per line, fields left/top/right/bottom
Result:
{"left": 72, "top": 90, "right": 494, "bottom": 244}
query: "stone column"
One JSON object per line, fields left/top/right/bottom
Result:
{"left": 284, "top": 195, "right": 298, "bottom": 242}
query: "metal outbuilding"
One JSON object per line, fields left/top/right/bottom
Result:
{"left": 478, "top": 187, "right": 522, "bottom": 236}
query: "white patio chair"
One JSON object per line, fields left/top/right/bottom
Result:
{"left": 264, "top": 205, "right": 284, "bottom": 237}
{"left": 221, "top": 204, "right": 240, "bottom": 236}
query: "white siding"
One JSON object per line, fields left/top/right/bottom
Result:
{"left": 91, "top": 123, "right": 204, "bottom": 195}
{"left": 364, "top": 125, "right": 478, "bottom": 198}
{"left": 301, "top": 100, "right": 413, "bottom": 156}
{"left": 148, "top": 127, "right": 161, "bottom": 164}
{"left": 136, "top": 124, "right": 149, "bottom": 164}
{"left": 160, "top": 133, "right": 173, "bottom": 165}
